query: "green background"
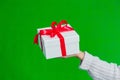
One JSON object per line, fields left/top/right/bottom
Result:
{"left": 1, "top": 0, "right": 120, "bottom": 80}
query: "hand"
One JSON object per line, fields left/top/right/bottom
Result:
{"left": 62, "top": 51, "right": 85, "bottom": 60}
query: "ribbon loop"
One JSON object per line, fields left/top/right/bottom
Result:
{"left": 60, "top": 20, "right": 68, "bottom": 25}
{"left": 59, "top": 20, "right": 68, "bottom": 27}
{"left": 51, "top": 21, "right": 57, "bottom": 30}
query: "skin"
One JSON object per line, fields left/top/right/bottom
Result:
{"left": 76, "top": 51, "right": 85, "bottom": 60}
{"left": 63, "top": 51, "right": 85, "bottom": 60}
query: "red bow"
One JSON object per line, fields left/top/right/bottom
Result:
{"left": 34, "top": 20, "right": 73, "bottom": 56}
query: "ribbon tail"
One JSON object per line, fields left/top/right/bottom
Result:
{"left": 34, "top": 34, "right": 38, "bottom": 44}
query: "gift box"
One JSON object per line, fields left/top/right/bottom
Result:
{"left": 34, "top": 20, "right": 80, "bottom": 59}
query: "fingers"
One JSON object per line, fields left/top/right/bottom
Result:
{"left": 57, "top": 51, "right": 82, "bottom": 59}
{"left": 62, "top": 54, "right": 78, "bottom": 58}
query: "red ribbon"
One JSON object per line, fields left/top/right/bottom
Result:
{"left": 34, "top": 20, "right": 73, "bottom": 56}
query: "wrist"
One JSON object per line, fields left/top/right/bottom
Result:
{"left": 76, "top": 51, "right": 85, "bottom": 60}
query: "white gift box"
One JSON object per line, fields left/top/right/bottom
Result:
{"left": 37, "top": 24, "right": 80, "bottom": 59}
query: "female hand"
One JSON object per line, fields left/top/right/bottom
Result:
{"left": 62, "top": 51, "right": 85, "bottom": 60}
